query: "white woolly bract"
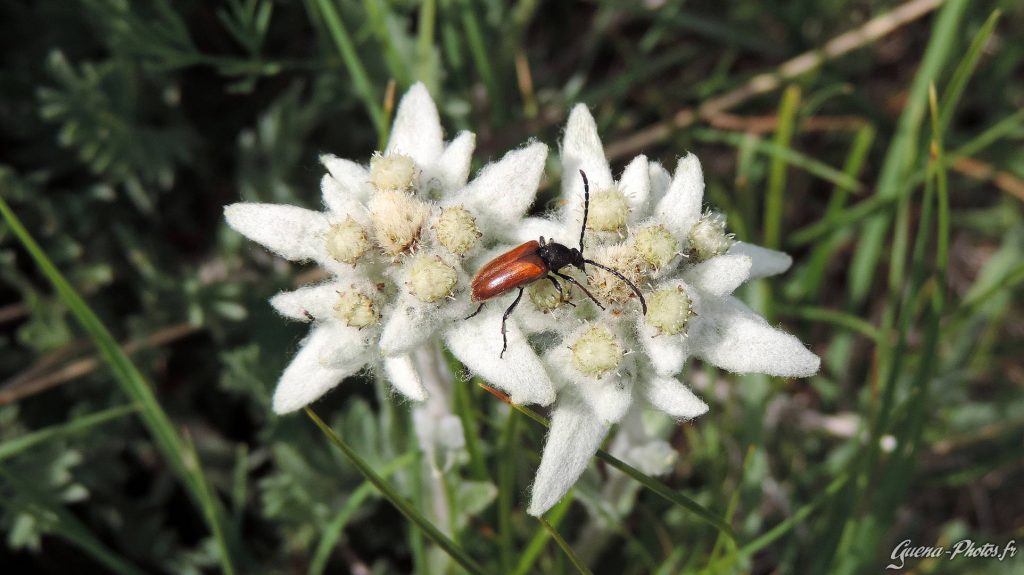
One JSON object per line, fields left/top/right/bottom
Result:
{"left": 653, "top": 154, "right": 704, "bottom": 239}
{"left": 682, "top": 254, "right": 751, "bottom": 297}
{"left": 271, "top": 323, "right": 369, "bottom": 414}
{"left": 383, "top": 354, "right": 428, "bottom": 401}
{"left": 689, "top": 296, "right": 820, "bottom": 377}
{"left": 443, "top": 306, "right": 557, "bottom": 406}
{"left": 458, "top": 142, "right": 549, "bottom": 237}
{"left": 224, "top": 203, "right": 328, "bottom": 263}
{"left": 527, "top": 395, "right": 609, "bottom": 516}
{"left": 385, "top": 83, "right": 444, "bottom": 168}
{"left": 729, "top": 241, "right": 793, "bottom": 279}
{"left": 638, "top": 376, "right": 708, "bottom": 420}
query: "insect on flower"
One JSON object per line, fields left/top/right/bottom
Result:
{"left": 467, "top": 170, "right": 648, "bottom": 357}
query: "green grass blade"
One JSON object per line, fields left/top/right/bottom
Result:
{"left": 479, "top": 384, "right": 735, "bottom": 540}
{"left": 764, "top": 85, "right": 801, "bottom": 250}
{"left": 706, "top": 473, "right": 850, "bottom": 572}
{"left": 792, "top": 123, "right": 875, "bottom": 298}
{"left": 304, "top": 407, "right": 486, "bottom": 575}
{"left": 455, "top": 0, "right": 503, "bottom": 122}
{"left": 778, "top": 305, "right": 883, "bottom": 343}
{"left": 498, "top": 407, "right": 520, "bottom": 574}
{"left": 0, "top": 197, "right": 237, "bottom": 574}
{"left": 539, "top": 516, "right": 594, "bottom": 575}
{"left": 311, "top": 0, "right": 385, "bottom": 139}
{"left": 848, "top": 0, "right": 969, "bottom": 304}
{"left": 309, "top": 452, "right": 418, "bottom": 575}
{"left": 360, "top": 0, "right": 412, "bottom": 86}
{"left": 693, "top": 128, "right": 862, "bottom": 194}
{"left": 512, "top": 495, "right": 573, "bottom": 575}
{"left": 938, "top": 10, "right": 1002, "bottom": 132}
{"left": 415, "top": 0, "right": 438, "bottom": 87}
{"left": 0, "top": 404, "right": 137, "bottom": 462}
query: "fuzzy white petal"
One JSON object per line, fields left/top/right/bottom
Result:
{"left": 640, "top": 376, "right": 708, "bottom": 419}
{"left": 619, "top": 155, "right": 650, "bottom": 222}
{"left": 729, "top": 242, "right": 793, "bottom": 279}
{"left": 383, "top": 354, "right": 429, "bottom": 401}
{"left": 379, "top": 296, "right": 445, "bottom": 357}
{"left": 271, "top": 282, "right": 343, "bottom": 321}
{"left": 585, "top": 379, "right": 632, "bottom": 425}
{"left": 648, "top": 161, "right": 672, "bottom": 207}
{"left": 654, "top": 154, "right": 704, "bottom": 238}
{"left": 272, "top": 324, "right": 369, "bottom": 414}
{"left": 637, "top": 317, "right": 688, "bottom": 376}
{"left": 546, "top": 344, "right": 633, "bottom": 425}
{"left": 385, "top": 83, "right": 444, "bottom": 166}
{"left": 320, "top": 155, "right": 372, "bottom": 207}
{"left": 225, "top": 203, "right": 328, "bottom": 262}
{"left": 561, "top": 105, "right": 614, "bottom": 193}
{"left": 444, "top": 307, "right": 557, "bottom": 406}
{"left": 320, "top": 175, "right": 369, "bottom": 221}
{"left": 432, "top": 131, "right": 476, "bottom": 192}
{"left": 527, "top": 396, "right": 609, "bottom": 516}
{"left": 692, "top": 296, "right": 820, "bottom": 377}
{"left": 683, "top": 254, "right": 752, "bottom": 296}
{"left": 512, "top": 217, "right": 569, "bottom": 245}
{"left": 461, "top": 142, "right": 548, "bottom": 234}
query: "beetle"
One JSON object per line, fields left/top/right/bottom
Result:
{"left": 467, "top": 170, "right": 647, "bottom": 357}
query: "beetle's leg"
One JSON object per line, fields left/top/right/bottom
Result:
{"left": 553, "top": 271, "right": 604, "bottom": 311}
{"left": 546, "top": 274, "right": 576, "bottom": 307}
{"left": 464, "top": 303, "right": 485, "bottom": 320}
{"left": 500, "top": 287, "right": 525, "bottom": 358}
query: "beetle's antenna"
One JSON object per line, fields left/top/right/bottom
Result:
{"left": 578, "top": 169, "right": 589, "bottom": 255}
{"left": 583, "top": 259, "right": 648, "bottom": 315}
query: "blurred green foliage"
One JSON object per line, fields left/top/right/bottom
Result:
{"left": 1, "top": 0, "right": 1022, "bottom": 573}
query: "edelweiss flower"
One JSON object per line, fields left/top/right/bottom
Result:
{"left": 450, "top": 105, "right": 820, "bottom": 515}
{"left": 225, "top": 83, "right": 547, "bottom": 413}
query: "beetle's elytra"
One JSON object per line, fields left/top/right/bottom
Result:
{"left": 467, "top": 170, "right": 647, "bottom": 358}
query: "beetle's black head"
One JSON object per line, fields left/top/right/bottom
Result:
{"left": 537, "top": 241, "right": 585, "bottom": 273}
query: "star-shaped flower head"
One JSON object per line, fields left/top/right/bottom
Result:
{"left": 450, "top": 105, "right": 819, "bottom": 515}
{"left": 225, "top": 83, "right": 548, "bottom": 414}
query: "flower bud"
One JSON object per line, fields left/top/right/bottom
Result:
{"left": 570, "top": 325, "right": 623, "bottom": 378}
{"left": 407, "top": 255, "right": 458, "bottom": 302}
{"left": 586, "top": 187, "right": 629, "bottom": 232}
{"left": 588, "top": 245, "right": 644, "bottom": 305}
{"left": 324, "top": 218, "right": 369, "bottom": 264}
{"left": 633, "top": 224, "right": 678, "bottom": 269}
{"left": 334, "top": 289, "right": 379, "bottom": 328}
{"left": 688, "top": 210, "right": 734, "bottom": 262}
{"left": 645, "top": 286, "right": 692, "bottom": 336}
{"left": 370, "top": 152, "right": 417, "bottom": 192}
{"left": 368, "top": 189, "right": 430, "bottom": 256}
{"left": 528, "top": 277, "right": 565, "bottom": 311}
{"left": 434, "top": 206, "right": 481, "bottom": 255}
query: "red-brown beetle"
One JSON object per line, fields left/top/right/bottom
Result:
{"left": 467, "top": 170, "right": 647, "bottom": 357}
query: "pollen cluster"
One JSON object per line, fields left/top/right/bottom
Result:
{"left": 370, "top": 152, "right": 418, "bottom": 191}
{"left": 586, "top": 187, "right": 629, "bottom": 233}
{"left": 528, "top": 277, "right": 565, "bottom": 311}
{"left": 368, "top": 189, "right": 430, "bottom": 256}
{"left": 632, "top": 224, "right": 678, "bottom": 269}
{"left": 407, "top": 255, "right": 458, "bottom": 302}
{"left": 434, "top": 206, "right": 481, "bottom": 255}
{"left": 587, "top": 245, "right": 645, "bottom": 305}
{"left": 570, "top": 325, "right": 623, "bottom": 378}
{"left": 688, "top": 210, "right": 734, "bottom": 262}
{"left": 334, "top": 289, "right": 379, "bottom": 328}
{"left": 645, "top": 286, "right": 692, "bottom": 335}
{"left": 324, "top": 218, "right": 369, "bottom": 264}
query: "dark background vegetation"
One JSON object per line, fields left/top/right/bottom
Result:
{"left": 1, "top": 0, "right": 1021, "bottom": 573}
